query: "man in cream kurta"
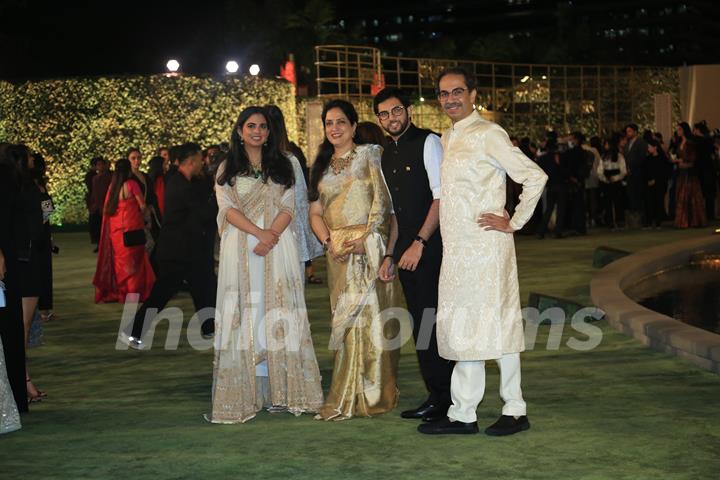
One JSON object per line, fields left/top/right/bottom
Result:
{"left": 419, "top": 68, "right": 547, "bottom": 436}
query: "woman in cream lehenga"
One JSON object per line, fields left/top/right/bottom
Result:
{"left": 207, "top": 106, "right": 323, "bottom": 424}
{"left": 309, "top": 99, "right": 404, "bottom": 421}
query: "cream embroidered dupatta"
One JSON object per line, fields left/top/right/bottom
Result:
{"left": 208, "top": 171, "right": 323, "bottom": 424}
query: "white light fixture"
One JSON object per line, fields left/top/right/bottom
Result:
{"left": 419, "top": 96, "right": 425, "bottom": 102}
{"left": 249, "top": 64, "right": 260, "bottom": 76}
{"left": 226, "top": 61, "right": 239, "bottom": 74}
{"left": 541, "top": 75, "right": 547, "bottom": 80}
{"left": 166, "top": 59, "right": 180, "bottom": 73}
{"left": 520, "top": 75, "right": 530, "bottom": 83}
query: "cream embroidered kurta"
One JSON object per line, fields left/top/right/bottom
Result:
{"left": 437, "top": 111, "right": 547, "bottom": 361}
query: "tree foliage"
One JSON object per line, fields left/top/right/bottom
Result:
{"left": 0, "top": 75, "right": 297, "bottom": 225}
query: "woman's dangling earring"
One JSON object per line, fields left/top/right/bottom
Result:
{"left": 239, "top": 137, "right": 244, "bottom": 145}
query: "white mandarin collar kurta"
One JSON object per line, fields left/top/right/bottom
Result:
{"left": 437, "top": 110, "right": 548, "bottom": 361}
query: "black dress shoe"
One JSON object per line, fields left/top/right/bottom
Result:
{"left": 418, "top": 418, "right": 479, "bottom": 435}
{"left": 484, "top": 415, "right": 530, "bottom": 436}
{"left": 422, "top": 405, "right": 450, "bottom": 422}
{"left": 401, "top": 402, "right": 440, "bottom": 419}
{"left": 201, "top": 319, "right": 215, "bottom": 339}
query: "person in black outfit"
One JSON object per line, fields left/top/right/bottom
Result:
{"left": 373, "top": 87, "right": 453, "bottom": 422}
{"left": 11, "top": 145, "right": 50, "bottom": 402}
{"left": 563, "top": 132, "right": 591, "bottom": 235}
{"left": 693, "top": 121, "right": 717, "bottom": 220}
{"left": 536, "top": 137, "right": 569, "bottom": 239}
{"left": 126, "top": 143, "right": 217, "bottom": 349}
{"left": 0, "top": 143, "right": 29, "bottom": 413}
{"left": 644, "top": 139, "right": 671, "bottom": 228}
{"left": 623, "top": 124, "right": 648, "bottom": 228}
{"left": 30, "top": 154, "right": 56, "bottom": 320}
{"left": 84, "top": 157, "right": 98, "bottom": 244}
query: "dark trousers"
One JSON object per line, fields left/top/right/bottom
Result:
{"left": 586, "top": 187, "right": 600, "bottom": 227}
{"left": 568, "top": 186, "right": 587, "bottom": 234}
{"left": 602, "top": 182, "right": 625, "bottom": 227}
{"left": 538, "top": 185, "right": 568, "bottom": 236}
{"left": 700, "top": 176, "right": 717, "bottom": 220}
{"left": 626, "top": 177, "right": 646, "bottom": 213}
{"left": 89, "top": 211, "right": 102, "bottom": 244}
{"left": 626, "top": 177, "right": 647, "bottom": 228}
{"left": 0, "top": 266, "right": 28, "bottom": 413}
{"left": 396, "top": 235, "right": 453, "bottom": 406}
{"left": 644, "top": 182, "right": 666, "bottom": 227}
{"left": 38, "top": 237, "right": 53, "bottom": 311}
{"left": 131, "top": 260, "right": 217, "bottom": 338}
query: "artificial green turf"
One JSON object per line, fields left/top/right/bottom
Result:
{"left": 1, "top": 227, "right": 719, "bottom": 479}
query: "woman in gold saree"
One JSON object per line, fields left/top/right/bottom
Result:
{"left": 208, "top": 107, "right": 323, "bottom": 424}
{"left": 309, "top": 99, "right": 404, "bottom": 421}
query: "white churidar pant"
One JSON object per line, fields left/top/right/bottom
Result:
{"left": 446, "top": 353, "right": 526, "bottom": 423}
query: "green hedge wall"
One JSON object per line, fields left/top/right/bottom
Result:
{"left": 0, "top": 75, "right": 297, "bottom": 225}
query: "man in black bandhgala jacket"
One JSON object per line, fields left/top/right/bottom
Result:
{"left": 373, "top": 88, "right": 454, "bottom": 422}
{"left": 126, "top": 142, "right": 217, "bottom": 348}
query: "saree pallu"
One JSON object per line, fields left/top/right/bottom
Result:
{"left": 316, "top": 225, "right": 403, "bottom": 421}
{"left": 93, "top": 196, "right": 155, "bottom": 303}
{"left": 674, "top": 169, "right": 707, "bottom": 228}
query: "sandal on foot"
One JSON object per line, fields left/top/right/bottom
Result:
{"left": 26, "top": 378, "right": 47, "bottom": 402}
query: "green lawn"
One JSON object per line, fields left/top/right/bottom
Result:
{"left": 1, "top": 227, "right": 719, "bottom": 479}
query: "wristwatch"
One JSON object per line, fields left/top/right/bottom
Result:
{"left": 414, "top": 235, "right": 428, "bottom": 247}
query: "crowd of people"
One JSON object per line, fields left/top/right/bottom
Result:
{"left": 1, "top": 66, "right": 717, "bottom": 437}
{"left": 1, "top": 143, "right": 57, "bottom": 434}
{"left": 508, "top": 120, "right": 717, "bottom": 238}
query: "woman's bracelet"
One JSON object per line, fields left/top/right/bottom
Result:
{"left": 322, "top": 237, "right": 331, "bottom": 249}
{"left": 383, "top": 254, "right": 394, "bottom": 261}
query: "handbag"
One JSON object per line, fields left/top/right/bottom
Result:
{"left": 121, "top": 192, "right": 146, "bottom": 247}
{"left": 123, "top": 229, "right": 146, "bottom": 247}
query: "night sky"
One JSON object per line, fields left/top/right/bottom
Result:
{"left": 0, "top": 1, "right": 263, "bottom": 79}
{"left": 3, "top": 0, "right": 718, "bottom": 80}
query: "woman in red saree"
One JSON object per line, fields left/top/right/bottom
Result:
{"left": 147, "top": 155, "right": 166, "bottom": 217}
{"left": 93, "top": 158, "right": 155, "bottom": 303}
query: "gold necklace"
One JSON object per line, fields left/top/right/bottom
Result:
{"left": 249, "top": 159, "right": 262, "bottom": 178}
{"left": 330, "top": 146, "right": 356, "bottom": 175}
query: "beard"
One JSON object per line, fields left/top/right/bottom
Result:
{"left": 383, "top": 116, "right": 409, "bottom": 136}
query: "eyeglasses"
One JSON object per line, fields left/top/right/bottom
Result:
{"left": 376, "top": 105, "right": 406, "bottom": 121}
{"left": 437, "top": 87, "right": 467, "bottom": 100}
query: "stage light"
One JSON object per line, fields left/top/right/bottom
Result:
{"left": 226, "top": 61, "right": 239, "bottom": 74}
{"left": 166, "top": 59, "right": 180, "bottom": 73}
{"left": 520, "top": 75, "right": 530, "bottom": 83}
{"left": 419, "top": 96, "right": 425, "bottom": 102}
{"left": 249, "top": 64, "right": 260, "bottom": 76}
